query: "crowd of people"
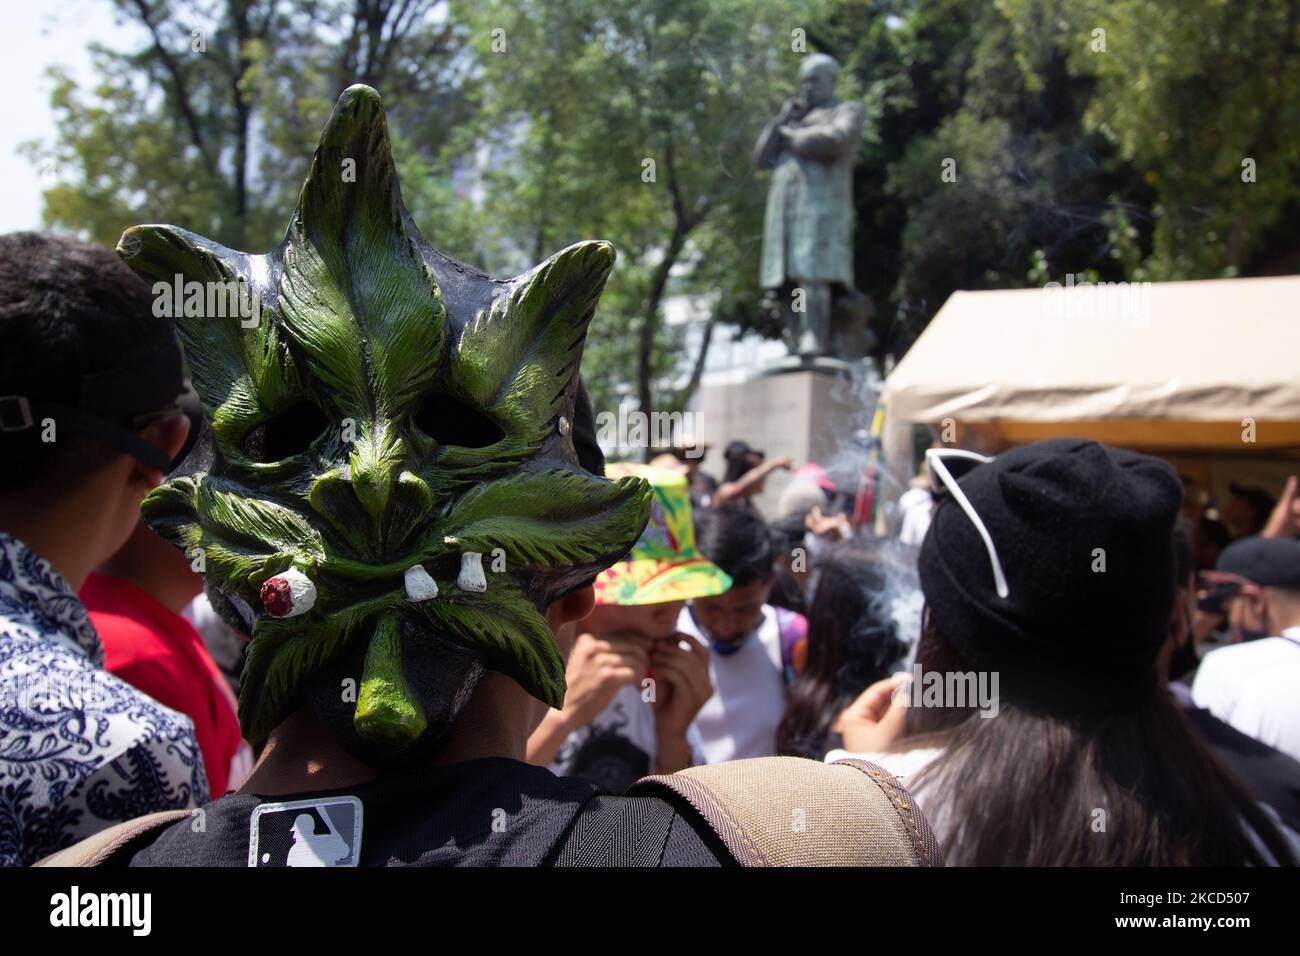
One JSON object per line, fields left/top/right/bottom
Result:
{"left": 3, "top": 230, "right": 1300, "bottom": 867}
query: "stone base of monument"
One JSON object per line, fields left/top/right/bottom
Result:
{"left": 755, "top": 354, "right": 854, "bottom": 377}
{"left": 696, "top": 367, "right": 863, "bottom": 516}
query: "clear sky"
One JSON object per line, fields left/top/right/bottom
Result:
{"left": 0, "top": 1, "right": 138, "bottom": 233}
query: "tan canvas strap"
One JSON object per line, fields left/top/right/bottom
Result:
{"left": 831, "top": 758, "right": 941, "bottom": 866}
{"left": 629, "top": 756, "right": 942, "bottom": 867}
{"left": 34, "top": 810, "right": 192, "bottom": 868}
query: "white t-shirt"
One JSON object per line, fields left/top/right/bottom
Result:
{"left": 1192, "top": 627, "right": 1300, "bottom": 763}
{"left": 550, "top": 679, "right": 706, "bottom": 793}
{"left": 897, "top": 486, "right": 934, "bottom": 547}
{"left": 679, "top": 604, "right": 788, "bottom": 764}
{"left": 550, "top": 683, "right": 657, "bottom": 794}
{"left": 825, "top": 746, "right": 943, "bottom": 822}
{"left": 825, "top": 746, "right": 942, "bottom": 782}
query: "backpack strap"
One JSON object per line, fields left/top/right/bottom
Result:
{"left": 548, "top": 793, "right": 678, "bottom": 867}
{"left": 775, "top": 608, "right": 807, "bottom": 686}
{"left": 34, "top": 810, "right": 193, "bottom": 868}
{"left": 627, "top": 756, "right": 941, "bottom": 866}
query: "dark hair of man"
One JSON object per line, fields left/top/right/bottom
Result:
{"left": 1196, "top": 515, "right": 1231, "bottom": 567}
{"left": 694, "top": 505, "right": 775, "bottom": 588}
{"left": 1167, "top": 517, "right": 1200, "bottom": 679}
{"left": 0, "top": 232, "right": 171, "bottom": 494}
{"left": 1232, "top": 486, "right": 1276, "bottom": 534}
{"left": 1173, "top": 516, "right": 1193, "bottom": 585}
{"left": 891, "top": 615, "right": 1297, "bottom": 866}
{"left": 721, "top": 440, "right": 760, "bottom": 484}
{"left": 777, "top": 544, "right": 906, "bottom": 758}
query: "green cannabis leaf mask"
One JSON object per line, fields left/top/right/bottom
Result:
{"left": 117, "top": 85, "right": 652, "bottom": 764}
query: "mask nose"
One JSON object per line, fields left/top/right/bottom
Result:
{"left": 308, "top": 427, "right": 432, "bottom": 558}
{"left": 349, "top": 444, "right": 394, "bottom": 517}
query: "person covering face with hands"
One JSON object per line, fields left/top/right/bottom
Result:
{"left": 530, "top": 466, "right": 730, "bottom": 793}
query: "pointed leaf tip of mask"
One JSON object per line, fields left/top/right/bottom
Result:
{"left": 530, "top": 239, "right": 617, "bottom": 295}
{"left": 338, "top": 83, "right": 383, "bottom": 106}
{"left": 116, "top": 226, "right": 144, "bottom": 260}
{"left": 294, "top": 84, "right": 405, "bottom": 242}
{"left": 563, "top": 239, "right": 616, "bottom": 273}
{"left": 321, "top": 84, "right": 388, "bottom": 144}
{"left": 113, "top": 223, "right": 234, "bottom": 286}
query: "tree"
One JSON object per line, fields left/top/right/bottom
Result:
{"left": 33, "top": 0, "right": 1299, "bottom": 403}
{"left": 27, "top": 0, "right": 467, "bottom": 251}
{"left": 809, "top": 0, "right": 1154, "bottom": 359}
{"left": 1055, "top": 0, "right": 1300, "bottom": 278}
{"left": 445, "top": 0, "right": 821, "bottom": 420}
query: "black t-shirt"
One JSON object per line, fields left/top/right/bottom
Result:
{"left": 1179, "top": 701, "right": 1300, "bottom": 832}
{"left": 129, "top": 757, "right": 731, "bottom": 867}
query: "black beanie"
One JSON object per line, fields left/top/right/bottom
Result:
{"left": 918, "top": 438, "right": 1182, "bottom": 710}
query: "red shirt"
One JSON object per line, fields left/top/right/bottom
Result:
{"left": 81, "top": 573, "right": 242, "bottom": 798}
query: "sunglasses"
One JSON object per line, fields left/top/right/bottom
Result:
{"left": 925, "top": 447, "right": 1009, "bottom": 600}
{"left": 1195, "top": 570, "right": 1261, "bottom": 615}
{"left": 128, "top": 401, "right": 184, "bottom": 430}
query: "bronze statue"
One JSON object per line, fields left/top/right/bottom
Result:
{"left": 753, "top": 54, "right": 869, "bottom": 363}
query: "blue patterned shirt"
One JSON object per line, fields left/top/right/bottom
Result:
{"left": 0, "top": 533, "right": 207, "bottom": 866}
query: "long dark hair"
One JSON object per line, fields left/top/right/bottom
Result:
{"left": 896, "top": 616, "right": 1297, "bottom": 866}
{"left": 777, "top": 545, "right": 908, "bottom": 758}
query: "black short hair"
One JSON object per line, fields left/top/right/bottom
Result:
{"left": 0, "top": 232, "right": 169, "bottom": 493}
{"left": 722, "top": 440, "right": 762, "bottom": 483}
{"left": 694, "top": 506, "right": 776, "bottom": 587}
{"left": 1228, "top": 483, "right": 1276, "bottom": 533}
{"left": 1173, "top": 516, "right": 1193, "bottom": 585}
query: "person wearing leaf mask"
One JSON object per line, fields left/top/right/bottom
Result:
{"left": 42, "top": 88, "right": 943, "bottom": 869}
{"left": 110, "top": 85, "right": 688, "bottom": 866}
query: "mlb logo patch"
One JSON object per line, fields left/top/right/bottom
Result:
{"left": 248, "top": 796, "right": 363, "bottom": 867}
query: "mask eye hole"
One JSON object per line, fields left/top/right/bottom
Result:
{"left": 415, "top": 394, "right": 502, "bottom": 449}
{"left": 243, "top": 401, "right": 330, "bottom": 462}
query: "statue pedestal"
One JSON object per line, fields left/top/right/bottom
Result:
{"left": 756, "top": 354, "right": 853, "bottom": 377}
{"left": 696, "top": 368, "right": 864, "bottom": 516}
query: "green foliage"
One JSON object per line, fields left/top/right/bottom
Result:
{"left": 445, "top": 0, "right": 822, "bottom": 414}
{"left": 32, "top": 0, "right": 1300, "bottom": 407}
{"left": 818, "top": 0, "right": 1299, "bottom": 356}
{"left": 28, "top": 1, "right": 469, "bottom": 251}
{"left": 1054, "top": 0, "right": 1300, "bottom": 277}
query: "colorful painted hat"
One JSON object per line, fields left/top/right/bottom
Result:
{"left": 594, "top": 464, "right": 732, "bottom": 606}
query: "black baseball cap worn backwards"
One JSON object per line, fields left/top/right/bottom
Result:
{"left": 1217, "top": 535, "right": 1300, "bottom": 591}
{"left": 0, "top": 335, "right": 184, "bottom": 471}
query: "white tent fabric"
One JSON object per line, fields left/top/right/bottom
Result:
{"left": 880, "top": 274, "right": 1300, "bottom": 482}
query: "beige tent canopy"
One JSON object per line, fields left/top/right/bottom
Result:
{"left": 880, "top": 274, "right": 1300, "bottom": 504}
